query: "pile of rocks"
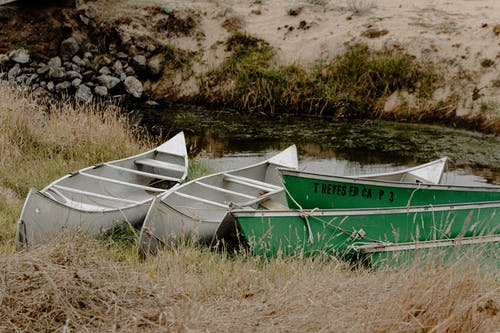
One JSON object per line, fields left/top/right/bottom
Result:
{"left": 0, "top": 33, "right": 158, "bottom": 103}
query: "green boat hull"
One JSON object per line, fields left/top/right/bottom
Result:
{"left": 361, "top": 236, "right": 500, "bottom": 268}
{"left": 280, "top": 169, "right": 500, "bottom": 210}
{"left": 231, "top": 202, "right": 500, "bottom": 261}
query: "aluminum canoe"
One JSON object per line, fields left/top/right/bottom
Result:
{"left": 138, "top": 145, "right": 298, "bottom": 254}
{"left": 16, "top": 132, "right": 188, "bottom": 249}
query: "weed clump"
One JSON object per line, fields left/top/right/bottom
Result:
{"left": 199, "top": 37, "right": 438, "bottom": 119}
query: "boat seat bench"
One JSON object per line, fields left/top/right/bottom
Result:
{"left": 173, "top": 192, "right": 228, "bottom": 208}
{"left": 135, "top": 158, "right": 185, "bottom": 173}
{"left": 223, "top": 174, "right": 281, "bottom": 192}
{"left": 195, "top": 181, "right": 256, "bottom": 200}
{"left": 105, "top": 163, "right": 180, "bottom": 182}
{"left": 79, "top": 172, "right": 166, "bottom": 192}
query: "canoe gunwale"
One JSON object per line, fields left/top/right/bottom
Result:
{"left": 229, "top": 200, "right": 500, "bottom": 218}
{"left": 349, "top": 234, "right": 500, "bottom": 254}
{"left": 279, "top": 168, "right": 500, "bottom": 192}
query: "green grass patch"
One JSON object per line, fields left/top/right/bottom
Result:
{"left": 199, "top": 35, "right": 439, "bottom": 118}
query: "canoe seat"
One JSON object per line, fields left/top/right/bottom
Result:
{"left": 223, "top": 174, "right": 281, "bottom": 192}
{"left": 135, "top": 158, "right": 185, "bottom": 173}
{"left": 173, "top": 192, "right": 228, "bottom": 208}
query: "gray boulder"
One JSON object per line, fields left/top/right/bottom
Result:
{"left": 55, "top": 81, "right": 72, "bottom": 93}
{"left": 94, "top": 85, "right": 108, "bottom": 97}
{"left": 0, "top": 53, "right": 9, "bottom": 67}
{"left": 7, "top": 64, "right": 21, "bottom": 81}
{"left": 132, "top": 55, "right": 147, "bottom": 70}
{"left": 8, "top": 49, "right": 30, "bottom": 64}
{"left": 124, "top": 76, "right": 143, "bottom": 98}
{"left": 66, "top": 70, "right": 83, "bottom": 81}
{"left": 148, "top": 54, "right": 165, "bottom": 78}
{"left": 60, "top": 37, "right": 81, "bottom": 60}
{"left": 72, "top": 78, "right": 82, "bottom": 87}
{"left": 72, "top": 55, "right": 87, "bottom": 67}
{"left": 76, "top": 84, "right": 93, "bottom": 102}
{"left": 97, "top": 74, "right": 121, "bottom": 90}
{"left": 48, "top": 67, "right": 66, "bottom": 80}
{"left": 48, "top": 57, "right": 62, "bottom": 68}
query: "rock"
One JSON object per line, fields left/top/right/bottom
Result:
{"left": 72, "top": 55, "right": 87, "bottom": 67}
{"left": 98, "top": 66, "right": 111, "bottom": 75}
{"left": 116, "top": 52, "right": 128, "bottom": 60}
{"left": 124, "top": 76, "right": 143, "bottom": 98}
{"left": 132, "top": 55, "right": 147, "bottom": 70}
{"left": 48, "top": 67, "right": 66, "bottom": 80}
{"left": 55, "top": 81, "right": 72, "bottom": 93}
{"left": 8, "top": 49, "right": 30, "bottom": 64}
{"left": 32, "top": 87, "right": 50, "bottom": 99}
{"left": 48, "top": 57, "right": 62, "bottom": 68}
{"left": 37, "top": 65, "right": 50, "bottom": 75}
{"left": 0, "top": 53, "right": 9, "bottom": 67}
{"left": 46, "top": 81, "right": 55, "bottom": 92}
{"left": 125, "top": 66, "right": 135, "bottom": 76}
{"left": 72, "top": 78, "right": 82, "bottom": 87}
{"left": 94, "top": 85, "right": 108, "bottom": 97}
{"left": 82, "top": 70, "right": 94, "bottom": 81}
{"left": 7, "top": 64, "right": 21, "bottom": 81}
{"left": 148, "top": 54, "right": 165, "bottom": 78}
{"left": 60, "top": 37, "right": 81, "bottom": 60}
{"left": 80, "top": 4, "right": 97, "bottom": 20}
{"left": 287, "top": 5, "right": 302, "bottom": 16}
{"left": 66, "top": 70, "right": 82, "bottom": 81}
{"left": 97, "top": 74, "right": 121, "bottom": 90}
{"left": 112, "top": 60, "right": 124, "bottom": 76}
{"left": 76, "top": 84, "right": 93, "bottom": 102}
{"left": 83, "top": 52, "right": 93, "bottom": 59}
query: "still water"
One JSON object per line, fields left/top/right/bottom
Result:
{"left": 137, "top": 105, "right": 500, "bottom": 186}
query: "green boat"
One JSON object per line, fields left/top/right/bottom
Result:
{"left": 279, "top": 168, "right": 500, "bottom": 209}
{"left": 221, "top": 201, "right": 500, "bottom": 262}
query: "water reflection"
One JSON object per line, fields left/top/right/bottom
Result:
{"left": 136, "top": 105, "right": 499, "bottom": 185}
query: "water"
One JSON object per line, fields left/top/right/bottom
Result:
{"left": 135, "top": 105, "right": 500, "bottom": 186}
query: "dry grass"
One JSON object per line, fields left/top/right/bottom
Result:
{"left": 0, "top": 81, "right": 149, "bottom": 251}
{"left": 1, "top": 239, "right": 498, "bottom": 332}
{"left": 0, "top": 82, "right": 498, "bottom": 332}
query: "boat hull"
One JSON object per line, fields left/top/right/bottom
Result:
{"left": 280, "top": 169, "right": 500, "bottom": 209}
{"left": 17, "top": 189, "right": 151, "bottom": 248}
{"left": 138, "top": 146, "right": 298, "bottom": 254}
{"left": 231, "top": 202, "right": 500, "bottom": 260}
{"left": 16, "top": 132, "right": 188, "bottom": 248}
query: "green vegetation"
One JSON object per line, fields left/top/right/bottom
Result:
{"left": 199, "top": 34, "right": 438, "bottom": 119}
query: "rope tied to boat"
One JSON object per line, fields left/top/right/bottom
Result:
{"left": 406, "top": 180, "right": 422, "bottom": 209}
{"left": 281, "top": 178, "right": 315, "bottom": 243}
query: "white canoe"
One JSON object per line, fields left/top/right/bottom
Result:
{"left": 16, "top": 132, "right": 188, "bottom": 249}
{"left": 138, "top": 145, "right": 298, "bottom": 254}
{"left": 357, "top": 157, "right": 448, "bottom": 184}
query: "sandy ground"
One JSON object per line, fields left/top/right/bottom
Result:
{"left": 159, "top": 0, "right": 500, "bottom": 117}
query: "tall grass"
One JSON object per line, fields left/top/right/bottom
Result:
{"left": 199, "top": 34, "right": 438, "bottom": 118}
{"left": 0, "top": 81, "right": 498, "bottom": 332}
{"left": 0, "top": 81, "right": 149, "bottom": 251}
{"left": 0, "top": 238, "right": 498, "bottom": 332}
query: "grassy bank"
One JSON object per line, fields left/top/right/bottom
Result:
{"left": 197, "top": 34, "right": 498, "bottom": 134}
{"left": 0, "top": 82, "right": 498, "bottom": 332}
